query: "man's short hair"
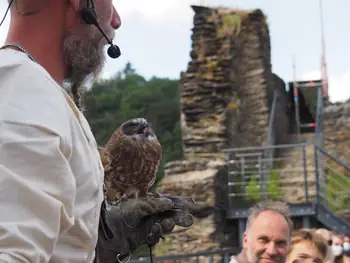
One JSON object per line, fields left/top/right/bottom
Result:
{"left": 289, "top": 229, "right": 328, "bottom": 259}
{"left": 246, "top": 200, "right": 294, "bottom": 235}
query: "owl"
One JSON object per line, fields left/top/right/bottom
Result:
{"left": 102, "top": 118, "right": 162, "bottom": 201}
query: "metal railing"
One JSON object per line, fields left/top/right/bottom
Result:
{"left": 224, "top": 143, "right": 350, "bottom": 214}
{"left": 129, "top": 248, "right": 237, "bottom": 263}
{"left": 315, "top": 145, "right": 350, "bottom": 214}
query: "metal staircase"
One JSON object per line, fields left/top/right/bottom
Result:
{"left": 224, "top": 143, "right": 350, "bottom": 232}
{"left": 223, "top": 76, "right": 350, "bottom": 246}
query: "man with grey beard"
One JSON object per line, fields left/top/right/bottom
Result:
{"left": 230, "top": 201, "right": 293, "bottom": 263}
{"left": 0, "top": 1, "right": 202, "bottom": 263}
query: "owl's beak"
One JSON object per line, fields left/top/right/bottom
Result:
{"left": 143, "top": 127, "right": 149, "bottom": 137}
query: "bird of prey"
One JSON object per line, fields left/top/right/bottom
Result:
{"left": 102, "top": 118, "right": 162, "bottom": 202}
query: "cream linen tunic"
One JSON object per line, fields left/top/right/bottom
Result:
{"left": 0, "top": 49, "right": 105, "bottom": 263}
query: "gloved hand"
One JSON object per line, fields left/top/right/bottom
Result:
{"left": 95, "top": 194, "right": 213, "bottom": 263}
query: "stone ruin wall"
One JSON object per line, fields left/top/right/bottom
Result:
{"left": 323, "top": 101, "right": 350, "bottom": 217}
{"left": 181, "top": 6, "right": 270, "bottom": 163}
{"left": 156, "top": 5, "right": 291, "bottom": 257}
{"left": 324, "top": 101, "right": 350, "bottom": 163}
{"left": 270, "top": 74, "right": 292, "bottom": 147}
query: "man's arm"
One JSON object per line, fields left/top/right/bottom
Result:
{"left": 0, "top": 121, "right": 76, "bottom": 263}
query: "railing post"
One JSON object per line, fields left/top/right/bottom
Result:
{"left": 238, "top": 219, "right": 245, "bottom": 248}
{"left": 227, "top": 152, "right": 233, "bottom": 210}
{"left": 258, "top": 154, "right": 263, "bottom": 200}
{"left": 240, "top": 157, "right": 245, "bottom": 197}
{"left": 321, "top": 154, "right": 327, "bottom": 207}
{"left": 319, "top": 151, "right": 326, "bottom": 207}
{"left": 293, "top": 80, "right": 301, "bottom": 135}
{"left": 224, "top": 252, "right": 230, "bottom": 263}
{"left": 314, "top": 145, "right": 321, "bottom": 205}
{"left": 302, "top": 145, "right": 309, "bottom": 202}
{"left": 302, "top": 216, "right": 311, "bottom": 228}
{"left": 315, "top": 86, "right": 323, "bottom": 144}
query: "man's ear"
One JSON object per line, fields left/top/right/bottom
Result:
{"left": 68, "top": 0, "right": 81, "bottom": 12}
{"left": 243, "top": 232, "right": 248, "bottom": 249}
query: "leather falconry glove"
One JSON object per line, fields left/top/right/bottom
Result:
{"left": 94, "top": 194, "right": 213, "bottom": 263}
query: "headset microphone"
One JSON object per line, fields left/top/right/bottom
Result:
{"left": 81, "top": 1, "right": 121, "bottom": 59}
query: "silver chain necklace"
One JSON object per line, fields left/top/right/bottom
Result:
{"left": 1, "top": 43, "right": 38, "bottom": 63}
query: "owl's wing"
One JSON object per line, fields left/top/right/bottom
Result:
{"left": 142, "top": 139, "right": 162, "bottom": 163}
{"left": 105, "top": 128, "right": 121, "bottom": 153}
{"left": 104, "top": 129, "right": 124, "bottom": 168}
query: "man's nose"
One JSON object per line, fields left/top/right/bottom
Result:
{"left": 111, "top": 5, "right": 121, "bottom": 29}
{"left": 266, "top": 242, "right": 278, "bottom": 255}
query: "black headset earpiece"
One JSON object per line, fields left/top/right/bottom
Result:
{"left": 81, "top": 7, "right": 98, "bottom": 26}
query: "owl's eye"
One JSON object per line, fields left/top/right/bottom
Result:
{"left": 122, "top": 122, "right": 139, "bottom": 135}
{"left": 137, "top": 126, "right": 146, "bottom": 134}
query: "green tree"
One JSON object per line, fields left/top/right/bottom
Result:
{"left": 122, "top": 61, "right": 136, "bottom": 76}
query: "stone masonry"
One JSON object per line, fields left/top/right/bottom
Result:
{"left": 180, "top": 5, "right": 276, "bottom": 163}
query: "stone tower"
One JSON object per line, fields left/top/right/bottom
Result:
{"left": 156, "top": 5, "right": 289, "bottom": 256}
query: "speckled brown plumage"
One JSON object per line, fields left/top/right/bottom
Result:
{"left": 103, "top": 118, "right": 162, "bottom": 201}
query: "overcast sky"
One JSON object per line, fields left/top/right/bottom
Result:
{"left": 0, "top": 0, "right": 349, "bottom": 102}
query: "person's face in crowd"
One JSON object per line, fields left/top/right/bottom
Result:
{"left": 243, "top": 210, "right": 290, "bottom": 263}
{"left": 344, "top": 236, "right": 350, "bottom": 257}
{"left": 286, "top": 240, "right": 325, "bottom": 263}
{"left": 331, "top": 235, "right": 344, "bottom": 257}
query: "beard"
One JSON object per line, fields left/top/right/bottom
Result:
{"left": 62, "top": 27, "right": 107, "bottom": 89}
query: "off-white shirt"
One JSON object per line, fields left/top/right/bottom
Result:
{"left": 0, "top": 49, "right": 105, "bottom": 263}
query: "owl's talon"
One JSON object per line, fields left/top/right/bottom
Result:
{"left": 147, "top": 193, "right": 155, "bottom": 198}
{"left": 111, "top": 194, "right": 129, "bottom": 205}
{"left": 152, "top": 192, "right": 161, "bottom": 198}
{"left": 147, "top": 192, "right": 161, "bottom": 199}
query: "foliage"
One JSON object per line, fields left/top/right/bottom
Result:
{"left": 268, "top": 169, "right": 283, "bottom": 200}
{"left": 244, "top": 167, "right": 282, "bottom": 202}
{"left": 82, "top": 62, "right": 183, "bottom": 187}
{"left": 325, "top": 167, "right": 350, "bottom": 211}
{"left": 246, "top": 175, "right": 260, "bottom": 201}
{"left": 218, "top": 13, "right": 241, "bottom": 38}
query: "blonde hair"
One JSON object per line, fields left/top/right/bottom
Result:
{"left": 288, "top": 229, "right": 328, "bottom": 260}
{"left": 316, "top": 228, "right": 332, "bottom": 239}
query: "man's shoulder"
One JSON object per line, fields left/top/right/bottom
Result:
{"left": 0, "top": 49, "right": 73, "bottom": 136}
{"left": 0, "top": 49, "right": 62, "bottom": 95}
